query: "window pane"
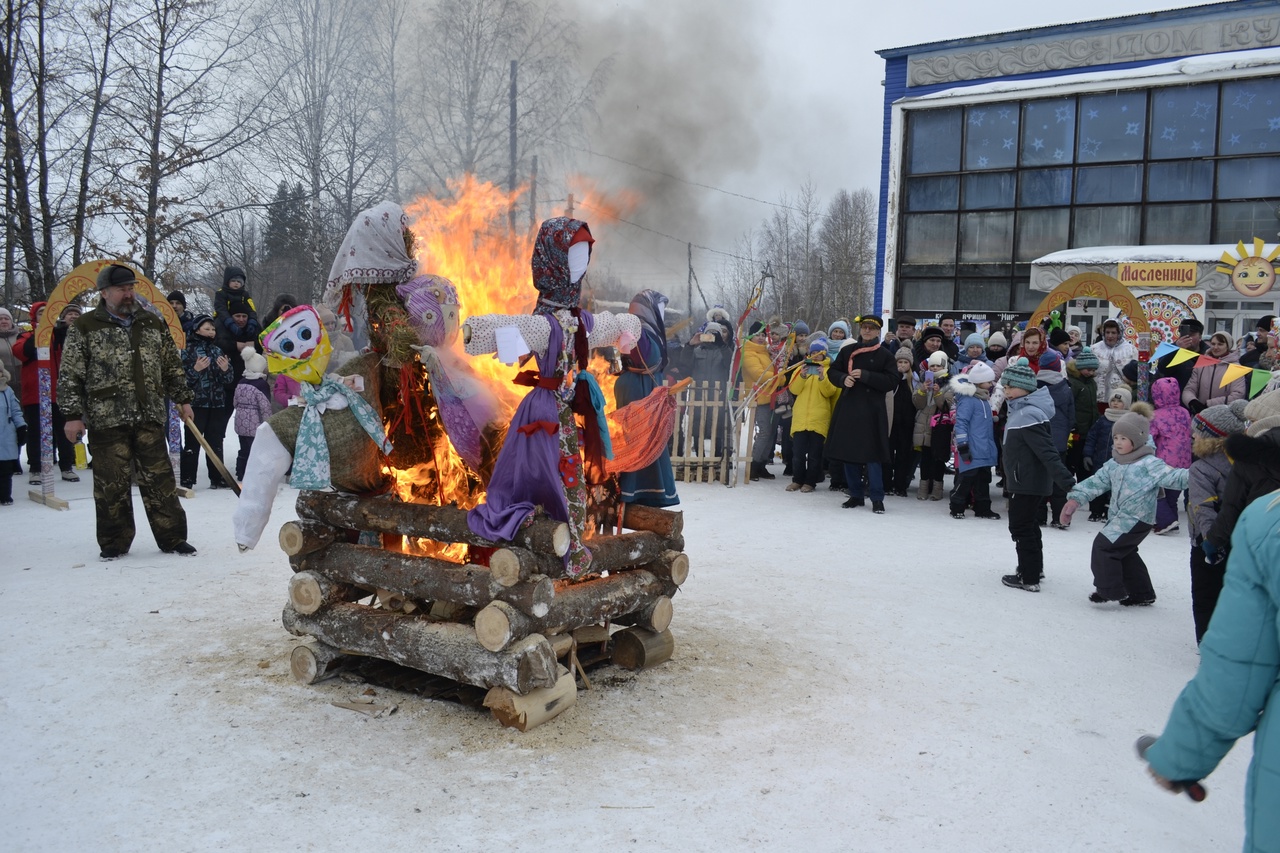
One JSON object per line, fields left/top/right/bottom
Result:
{"left": 1148, "top": 160, "right": 1214, "bottom": 201}
{"left": 1073, "top": 206, "right": 1141, "bottom": 247}
{"left": 900, "top": 279, "right": 955, "bottom": 311}
{"left": 1019, "top": 168, "right": 1072, "bottom": 207}
{"left": 964, "top": 104, "right": 1020, "bottom": 170}
{"left": 903, "top": 214, "right": 958, "bottom": 265}
{"left": 956, "top": 279, "right": 1011, "bottom": 311}
{"left": 960, "top": 212, "right": 1014, "bottom": 263}
{"left": 962, "top": 172, "right": 1015, "bottom": 209}
{"left": 906, "top": 176, "right": 959, "bottom": 211}
{"left": 1016, "top": 208, "right": 1070, "bottom": 261}
{"left": 1144, "top": 204, "right": 1210, "bottom": 244}
{"left": 1218, "top": 157, "right": 1280, "bottom": 198}
{"left": 1078, "top": 90, "right": 1147, "bottom": 162}
{"left": 1150, "top": 84, "right": 1218, "bottom": 159}
{"left": 1021, "top": 98, "right": 1076, "bottom": 167}
{"left": 1219, "top": 78, "right": 1280, "bottom": 155}
{"left": 1214, "top": 201, "right": 1280, "bottom": 243}
{"left": 1013, "top": 280, "right": 1045, "bottom": 312}
{"left": 907, "top": 108, "right": 962, "bottom": 174}
{"left": 1076, "top": 165, "right": 1143, "bottom": 204}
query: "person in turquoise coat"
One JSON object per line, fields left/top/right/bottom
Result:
{"left": 1142, "top": 488, "right": 1280, "bottom": 853}
{"left": 614, "top": 290, "right": 678, "bottom": 507}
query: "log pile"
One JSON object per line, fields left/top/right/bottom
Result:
{"left": 282, "top": 491, "right": 688, "bottom": 729}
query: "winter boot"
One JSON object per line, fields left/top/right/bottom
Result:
{"left": 917, "top": 480, "right": 931, "bottom": 500}
{"left": 929, "top": 480, "right": 944, "bottom": 501}
{"left": 757, "top": 463, "right": 776, "bottom": 480}
{"left": 749, "top": 462, "right": 761, "bottom": 481}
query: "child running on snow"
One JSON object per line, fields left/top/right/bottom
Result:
{"left": 949, "top": 362, "right": 1000, "bottom": 520}
{"left": 0, "top": 362, "right": 26, "bottom": 505}
{"left": 1060, "top": 408, "right": 1191, "bottom": 606}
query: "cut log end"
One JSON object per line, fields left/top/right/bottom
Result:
{"left": 611, "top": 627, "right": 674, "bottom": 671}
{"left": 489, "top": 548, "right": 523, "bottom": 587}
{"left": 484, "top": 665, "right": 577, "bottom": 731}
{"left": 288, "top": 572, "right": 325, "bottom": 615}
{"left": 290, "top": 642, "right": 348, "bottom": 684}
{"left": 648, "top": 596, "right": 674, "bottom": 634}
{"left": 667, "top": 553, "right": 690, "bottom": 587}
{"left": 551, "top": 523, "right": 571, "bottom": 557}
{"left": 475, "top": 601, "right": 516, "bottom": 653}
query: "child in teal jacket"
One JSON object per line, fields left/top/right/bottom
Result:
{"left": 1061, "top": 409, "right": 1190, "bottom": 605}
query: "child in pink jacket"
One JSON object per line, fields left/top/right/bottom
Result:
{"left": 1149, "top": 376, "right": 1191, "bottom": 534}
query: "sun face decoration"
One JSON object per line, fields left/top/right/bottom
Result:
{"left": 1218, "top": 237, "right": 1280, "bottom": 298}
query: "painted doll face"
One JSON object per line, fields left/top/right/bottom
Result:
{"left": 265, "top": 308, "right": 322, "bottom": 359}
{"left": 1232, "top": 256, "right": 1276, "bottom": 297}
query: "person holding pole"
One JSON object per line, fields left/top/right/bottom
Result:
{"left": 57, "top": 264, "right": 198, "bottom": 560}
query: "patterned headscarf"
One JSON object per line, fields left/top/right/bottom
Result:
{"left": 530, "top": 217, "right": 593, "bottom": 316}
{"left": 397, "top": 274, "right": 461, "bottom": 348}
{"left": 623, "top": 289, "right": 669, "bottom": 373}
{"left": 323, "top": 201, "right": 418, "bottom": 310}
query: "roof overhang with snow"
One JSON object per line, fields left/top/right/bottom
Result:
{"left": 1029, "top": 243, "right": 1280, "bottom": 295}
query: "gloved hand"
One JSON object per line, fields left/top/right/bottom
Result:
{"left": 1082, "top": 457, "right": 1094, "bottom": 473}
{"left": 1059, "top": 499, "right": 1080, "bottom": 528}
{"left": 957, "top": 444, "right": 971, "bottom": 464}
{"left": 15, "top": 425, "right": 27, "bottom": 446}
{"left": 1201, "top": 539, "right": 1226, "bottom": 565}
{"left": 1187, "top": 399, "right": 1207, "bottom": 415}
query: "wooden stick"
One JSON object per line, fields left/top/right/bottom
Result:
{"left": 282, "top": 603, "right": 559, "bottom": 694}
{"left": 181, "top": 414, "right": 241, "bottom": 496}
{"left": 620, "top": 504, "right": 684, "bottom": 539}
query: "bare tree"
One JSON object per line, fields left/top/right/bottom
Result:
{"left": 819, "top": 187, "right": 876, "bottom": 321}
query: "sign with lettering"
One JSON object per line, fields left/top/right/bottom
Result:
{"left": 1116, "top": 262, "right": 1198, "bottom": 287}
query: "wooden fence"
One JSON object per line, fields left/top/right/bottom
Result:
{"left": 666, "top": 381, "right": 758, "bottom": 486}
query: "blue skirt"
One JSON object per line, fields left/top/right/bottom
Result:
{"left": 614, "top": 371, "right": 679, "bottom": 507}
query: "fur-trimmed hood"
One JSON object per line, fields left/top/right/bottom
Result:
{"left": 1225, "top": 427, "right": 1280, "bottom": 471}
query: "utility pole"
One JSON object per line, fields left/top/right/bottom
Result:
{"left": 566, "top": 193, "right": 574, "bottom": 218}
{"left": 687, "top": 243, "right": 694, "bottom": 321}
{"left": 508, "top": 60, "right": 517, "bottom": 233}
{"left": 529, "top": 155, "right": 538, "bottom": 230}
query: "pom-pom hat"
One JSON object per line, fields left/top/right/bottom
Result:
{"left": 1074, "top": 347, "right": 1100, "bottom": 370}
{"left": 999, "top": 357, "right": 1037, "bottom": 392}
{"left": 1193, "top": 399, "right": 1250, "bottom": 438}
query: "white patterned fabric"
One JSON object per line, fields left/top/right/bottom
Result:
{"left": 322, "top": 201, "right": 419, "bottom": 308}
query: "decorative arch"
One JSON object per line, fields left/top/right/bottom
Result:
{"left": 30, "top": 261, "right": 185, "bottom": 509}
{"left": 1027, "top": 272, "right": 1150, "bottom": 335}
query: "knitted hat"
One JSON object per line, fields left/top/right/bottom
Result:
{"left": 0, "top": 307, "right": 12, "bottom": 324}
{"left": 895, "top": 346, "right": 915, "bottom": 363}
{"left": 747, "top": 320, "right": 765, "bottom": 337}
{"left": 828, "top": 319, "right": 851, "bottom": 339}
{"left": 999, "top": 357, "right": 1036, "bottom": 392}
{"left": 190, "top": 313, "right": 215, "bottom": 332}
{"left": 1193, "top": 399, "right": 1250, "bottom": 438}
{"left": 703, "top": 321, "right": 728, "bottom": 340}
{"left": 1068, "top": 325, "right": 1082, "bottom": 339}
{"left": 167, "top": 290, "right": 186, "bottom": 307}
{"left": 964, "top": 332, "right": 985, "bottom": 349}
{"left": 1109, "top": 386, "right": 1133, "bottom": 409}
{"left": 223, "top": 265, "right": 246, "bottom": 287}
{"left": 1112, "top": 411, "right": 1151, "bottom": 449}
{"left": 1121, "top": 360, "right": 1139, "bottom": 384}
{"left": 1049, "top": 328, "right": 1071, "bottom": 348}
{"left": 854, "top": 315, "right": 883, "bottom": 329}
{"left": 987, "top": 331, "right": 1007, "bottom": 349}
{"left": 920, "top": 325, "right": 945, "bottom": 343}
{"left": 1178, "top": 317, "right": 1205, "bottom": 335}
{"left": 96, "top": 263, "right": 137, "bottom": 290}
{"left": 59, "top": 304, "right": 82, "bottom": 321}
{"left": 1074, "top": 346, "right": 1100, "bottom": 370}
{"left": 227, "top": 295, "right": 252, "bottom": 316}
{"left": 926, "top": 351, "right": 949, "bottom": 372}
{"left": 1039, "top": 349, "right": 1063, "bottom": 372}
{"left": 242, "top": 351, "right": 268, "bottom": 376}
{"left": 1209, "top": 331, "right": 1234, "bottom": 349}
{"left": 808, "top": 338, "right": 827, "bottom": 354}
{"left": 793, "top": 320, "right": 810, "bottom": 336}
{"left": 966, "top": 361, "right": 996, "bottom": 385}
{"left": 1244, "top": 388, "right": 1280, "bottom": 437}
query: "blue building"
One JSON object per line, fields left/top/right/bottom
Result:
{"left": 876, "top": 0, "right": 1280, "bottom": 338}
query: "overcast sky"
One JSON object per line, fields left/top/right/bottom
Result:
{"left": 570, "top": 0, "right": 1189, "bottom": 303}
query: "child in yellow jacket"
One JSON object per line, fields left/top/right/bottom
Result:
{"left": 786, "top": 339, "right": 839, "bottom": 492}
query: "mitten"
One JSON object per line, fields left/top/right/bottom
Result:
{"left": 1059, "top": 499, "right": 1080, "bottom": 528}
{"left": 957, "top": 444, "right": 971, "bottom": 463}
{"left": 1187, "top": 399, "right": 1207, "bottom": 415}
{"left": 1082, "top": 457, "right": 1094, "bottom": 473}
{"left": 15, "top": 425, "right": 27, "bottom": 446}
{"left": 1201, "top": 539, "right": 1225, "bottom": 565}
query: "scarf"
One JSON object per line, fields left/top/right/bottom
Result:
{"left": 323, "top": 201, "right": 418, "bottom": 317}
{"left": 1103, "top": 407, "right": 1126, "bottom": 423}
{"left": 290, "top": 377, "right": 393, "bottom": 490}
{"left": 1113, "top": 444, "right": 1154, "bottom": 465}
{"left": 531, "top": 217, "right": 592, "bottom": 316}
{"left": 623, "top": 289, "right": 669, "bottom": 373}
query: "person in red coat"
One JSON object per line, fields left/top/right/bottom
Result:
{"left": 15, "top": 301, "right": 80, "bottom": 482}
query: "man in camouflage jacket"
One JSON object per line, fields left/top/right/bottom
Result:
{"left": 58, "top": 264, "right": 198, "bottom": 560}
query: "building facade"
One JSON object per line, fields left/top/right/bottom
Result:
{"left": 875, "top": 0, "right": 1280, "bottom": 337}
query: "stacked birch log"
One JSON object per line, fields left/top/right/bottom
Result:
{"left": 281, "top": 491, "right": 688, "bottom": 730}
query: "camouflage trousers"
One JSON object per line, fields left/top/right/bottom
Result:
{"left": 87, "top": 422, "right": 187, "bottom": 552}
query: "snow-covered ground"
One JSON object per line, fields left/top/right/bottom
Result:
{"left": 1, "top": 454, "right": 1248, "bottom": 852}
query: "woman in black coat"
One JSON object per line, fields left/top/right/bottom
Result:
{"left": 826, "top": 317, "right": 899, "bottom": 512}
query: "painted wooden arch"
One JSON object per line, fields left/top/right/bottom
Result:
{"left": 1027, "top": 273, "right": 1150, "bottom": 335}
{"left": 36, "top": 260, "right": 185, "bottom": 349}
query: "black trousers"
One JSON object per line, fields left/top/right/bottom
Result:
{"left": 779, "top": 417, "right": 794, "bottom": 471}
{"left": 181, "top": 405, "right": 231, "bottom": 487}
{"left": 235, "top": 435, "right": 255, "bottom": 482}
{"left": 1189, "top": 544, "right": 1225, "bottom": 644}
{"left": 919, "top": 453, "right": 947, "bottom": 483}
{"left": 790, "top": 430, "right": 825, "bottom": 486}
{"left": 1007, "top": 493, "right": 1044, "bottom": 583}
{"left": 888, "top": 427, "right": 916, "bottom": 492}
{"left": 950, "top": 467, "right": 992, "bottom": 513}
{"left": 23, "top": 402, "right": 75, "bottom": 473}
{"left": 1090, "top": 523, "right": 1155, "bottom": 602}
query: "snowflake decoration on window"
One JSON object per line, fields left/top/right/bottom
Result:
{"left": 1229, "top": 133, "right": 1242, "bottom": 146}
{"left": 1160, "top": 126, "right": 1177, "bottom": 141}
{"left": 1080, "top": 138, "right": 1102, "bottom": 157}
{"left": 1268, "top": 116, "right": 1280, "bottom": 131}
{"left": 1190, "top": 140, "right": 1203, "bottom": 153}
{"left": 977, "top": 156, "right": 989, "bottom": 167}
{"left": 1124, "top": 122, "right": 1141, "bottom": 136}
{"left": 997, "top": 108, "right": 1012, "bottom": 120}
{"left": 1086, "top": 109, "right": 1099, "bottom": 120}
{"left": 1002, "top": 138, "right": 1015, "bottom": 150}
{"left": 1190, "top": 101, "right": 1213, "bottom": 120}
{"left": 1054, "top": 106, "right": 1071, "bottom": 123}
{"left": 969, "top": 110, "right": 986, "bottom": 126}
{"left": 1031, "top": 137, "right": 1045, "bottom": 151}
{"left": 1052, "top": 148, "right": 1066, "bottom": 161}
{"left": 1233, "top": 92, "right": 1257, "bottom": 111}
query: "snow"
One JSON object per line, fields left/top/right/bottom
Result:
{"left": 903, "top": 45, "right": 1280, "bottom": 104}
{"left": 1034, "top": 244, "right": 1280, "bottom": 266}
{"left": 0, "top": 437, "right": 1249, "bottom": 851}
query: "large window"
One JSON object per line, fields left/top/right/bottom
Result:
{"left": 896, "top": 75, "right": 1280, "bottom": 313}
